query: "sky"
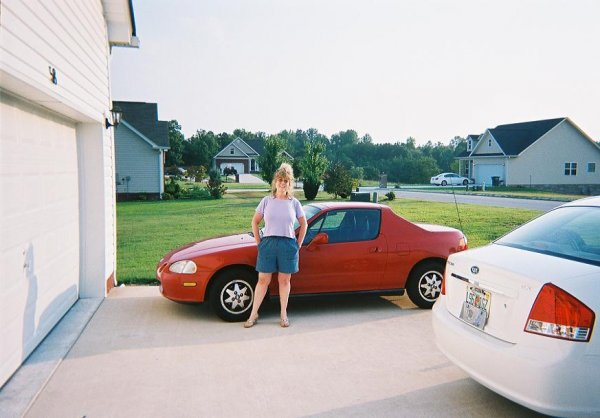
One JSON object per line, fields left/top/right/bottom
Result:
{"left": 110, "top": 0, "right": 600, "bottom": 145}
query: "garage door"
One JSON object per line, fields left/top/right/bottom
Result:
{"left": 0, "top": 94, "right": 79, "bottom": 384}
{"left": 475, "top": 164, "right": 504, "bottom": 185}
{"left": 220, "top": 162, "right": 245, "bottom": 174}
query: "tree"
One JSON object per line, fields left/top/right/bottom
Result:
{"left": 165, "top": 120, "right": 184, "bottom": 166}
{"left": 324, "top": 162, "right": 353, "bottom": 199}
{"left": 300, "top": 140, "right": 328, "bottom": 200}
{"left": 186, "top": 165, "right": 207, "bottom": 182}
{"left": 206, "top": 169, "right": 227, "bottom": 199}
{"left": 222, "top": 166, "right": 237, "bottom": 182}
{"left": 258, "top": 135, "right": 288, "bottom": 184}
{"left": 183, "top": 130, "right": 220, "bottom": 168}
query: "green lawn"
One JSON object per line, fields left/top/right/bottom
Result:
{"left": 116, "top": 191, "right": 542, "bottom": 285}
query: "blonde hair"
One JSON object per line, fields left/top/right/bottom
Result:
{"left": 271, "top": 163, "right": 294, "bottom": 197}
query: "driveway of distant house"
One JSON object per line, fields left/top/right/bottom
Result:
{"left": 238, "top": 173, "right": 267, "bottom": 184}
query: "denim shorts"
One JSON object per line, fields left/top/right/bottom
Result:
{"left": 256, "top": 236, "right": 299, "bottom": 274}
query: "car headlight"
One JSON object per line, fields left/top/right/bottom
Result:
{"left": 168, "top": 260, "right": 197, "bottom": 274}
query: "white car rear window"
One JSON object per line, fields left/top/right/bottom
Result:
{"left": 496, "top": 206, "right": 600, "bottom": 267}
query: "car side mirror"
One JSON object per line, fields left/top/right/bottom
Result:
{"left": 306, "top": 232, "right": 328, "bottom": 251}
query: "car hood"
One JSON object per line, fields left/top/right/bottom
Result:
{"left": 164, "top": 233, "right": 256, "bottom": 261}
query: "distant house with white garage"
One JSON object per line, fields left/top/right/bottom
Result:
{"left": 113, "top": 101, "right": 170, "bottom": 200}
{"left": 457, "top": 118, "right": 600, "bottom": 194}
{"left": 213, "top": 137, "right": 293, "bottom": 174}
{"left": 0, "top": 1, "right": 138, "bottom": 387}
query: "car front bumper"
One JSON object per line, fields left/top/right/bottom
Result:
{"left": 156, "top": 262, "right": 211, "bottom": 303}
{"left": 432, "top": 297, "right": 600, "bottom": 417}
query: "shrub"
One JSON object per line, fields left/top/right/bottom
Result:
{"left": 162, "top": 192, "right": 174, "bottom": 200}
{"left": 206, "top": 169, "right": 227, "bottom": 199}
{"left": 385, "top": 191, "right": 396, "bottom": 201}
{"left": 187, "top": 185, "right": 211, "bottom": 200}
{"left": 164, "top": 178, "right": 182, "bottom": 199}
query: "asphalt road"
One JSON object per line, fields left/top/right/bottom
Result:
{"left": 378, "top": 189, "right": 565, "bottom": 212}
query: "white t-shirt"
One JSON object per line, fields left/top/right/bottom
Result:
{"left": 256, "top": 196, "right": 305, "bottom": 239}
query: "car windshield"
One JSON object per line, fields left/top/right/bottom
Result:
{"left": 293, "top": 204, "right": 321, "bottom": 230}
{"left": 496, "top": 206, "right": 600, "bottom": 267}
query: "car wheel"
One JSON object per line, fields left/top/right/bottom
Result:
{"left": 406, "top": 261, "right": 445, "bottom": 309}
{"left": 441, "top": 180, "right": 447, "bottom": 186}
{"left": 210, "top": 269, "right": 257, "bottom": 322}
{"left": 462, "top": 179, "right": 468, "bottom": 185}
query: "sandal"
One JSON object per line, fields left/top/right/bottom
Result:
{"left": 243, "top": 315, "right": 258, "bottom": 328}
{"left": 280, "top": 317, "right": 290, "bottom": 328}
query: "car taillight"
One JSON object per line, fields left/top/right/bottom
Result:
{"left": 458, "top": 236, "right": 468, "bottom": 252}
{"left": 524, "top": 283, "right": 595, "bottom": 342}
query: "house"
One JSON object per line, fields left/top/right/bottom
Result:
{"left": 457, "top": 118, "right": 600, "bottom": 194}
{"left": 213, "top": 137, "right": 293, "bottom": 174}
{"left": 113, "top": 101, "right": 170, "bottom": 200}
{"left": 0, "top": 1, "right": 137, "bottom": 387}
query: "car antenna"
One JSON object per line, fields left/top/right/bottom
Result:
{"left": 450, "top": 185, "right": 464, "bottom": 232}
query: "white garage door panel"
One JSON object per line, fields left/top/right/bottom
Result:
{"left": 220, "top": 162, "right": 245, "bottom": 174}
{"left": 0, "top": 95, "right": 79, "bottom": 385}
{"left": 475, "top": 164, "right": 503, "bottom": 185}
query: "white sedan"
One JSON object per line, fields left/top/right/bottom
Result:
{"left": 432, "top": 196, "right": 600, "bottom": 417}
{"left": 430, "top": 172, "right": 471, "bottom": 186}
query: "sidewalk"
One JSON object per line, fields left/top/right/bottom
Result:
{"left": 1, "top": 287, "right": 541, "bottom": 418}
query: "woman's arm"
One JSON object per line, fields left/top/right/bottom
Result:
{"left": 296, "top": 216, "right": 308, "bottom": 247}
{"left": 251, "top": 212, "right": 263, "bottom": 245}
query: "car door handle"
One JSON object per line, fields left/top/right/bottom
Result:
{"left": 369, "top": 246, "right": 382, "bottom": 253}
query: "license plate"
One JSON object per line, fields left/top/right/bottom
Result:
{"left": 459, "top": 285, "right": 491, "bottom": 330}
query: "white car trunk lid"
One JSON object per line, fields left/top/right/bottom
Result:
{"left": 444, "top": 244, "right": 598, "bottom": 343}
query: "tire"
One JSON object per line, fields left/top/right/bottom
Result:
{"left": 209, "top": 269, "right": 257, "bottom": 322}
{"left": 462, "top": 179, "right": 468, "bottom": 185}
{"left": 406, "top": 261, "right": 445, "bottom": 309}
{"left": 441, "top": 180, "right": 447, "bottom": 186}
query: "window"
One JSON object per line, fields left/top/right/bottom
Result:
{"left": 488, "top": 139, "right": 492, "bottom": 147}
{"left": 564, "top": 162, "right": 577, "bottom": 176}
{"left": 588, "top": 162, "right": 596, "bottom": 173}
{"left": 230, "top": 147, "right": 234, "bottom": 155}
{"left": 467, "top": 140, "right": 472, "bottom": 151}
{"left": 304, "top": 209, "right": 381, "bottom": 244}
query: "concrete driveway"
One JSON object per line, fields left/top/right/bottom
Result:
{"left": 4, "top": 286, "right": 544, "bottom": 417}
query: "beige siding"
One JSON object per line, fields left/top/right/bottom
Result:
{"left": 0, "top": 0, "right": 110, "bottom": 122}
{"left": 508, "top": 121, "right": 600, "bottom": 185}
{"left": 0, "top": 0, "right": 121, "bottom": 387}
{"left": 472, "top": 131, "right": 503, "bottom": 155}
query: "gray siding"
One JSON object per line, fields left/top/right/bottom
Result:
{"left": 115, "top": 124, "right": 162, "bottom": 193}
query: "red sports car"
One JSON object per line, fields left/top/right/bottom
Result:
{"left": 157, "top": 202, "right": 468, "bottom": 321}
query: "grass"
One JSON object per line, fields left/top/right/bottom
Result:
{"left": 116, "top": 191, "right": 542, "bottom": 285}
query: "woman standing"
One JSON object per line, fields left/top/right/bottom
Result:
{"left": 245, "top": 163, "right": 307, "bottom": 328}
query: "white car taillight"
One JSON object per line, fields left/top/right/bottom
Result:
{"left": 524, "top": 283, "right": 595, "bottom": 342}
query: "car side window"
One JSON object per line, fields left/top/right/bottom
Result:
{"left": 304, "top": 211, "right": 346, "bottom": 244}
{"left": 305, "top": 209, "right": 381, "bottom": 244}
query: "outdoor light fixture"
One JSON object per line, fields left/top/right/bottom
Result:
{"left": 105, "top": 108, "right": 123, "bottom": 129}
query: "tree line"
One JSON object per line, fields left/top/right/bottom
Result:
{"left": 165, "top": 120, "right": 468, "bottom": 198}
